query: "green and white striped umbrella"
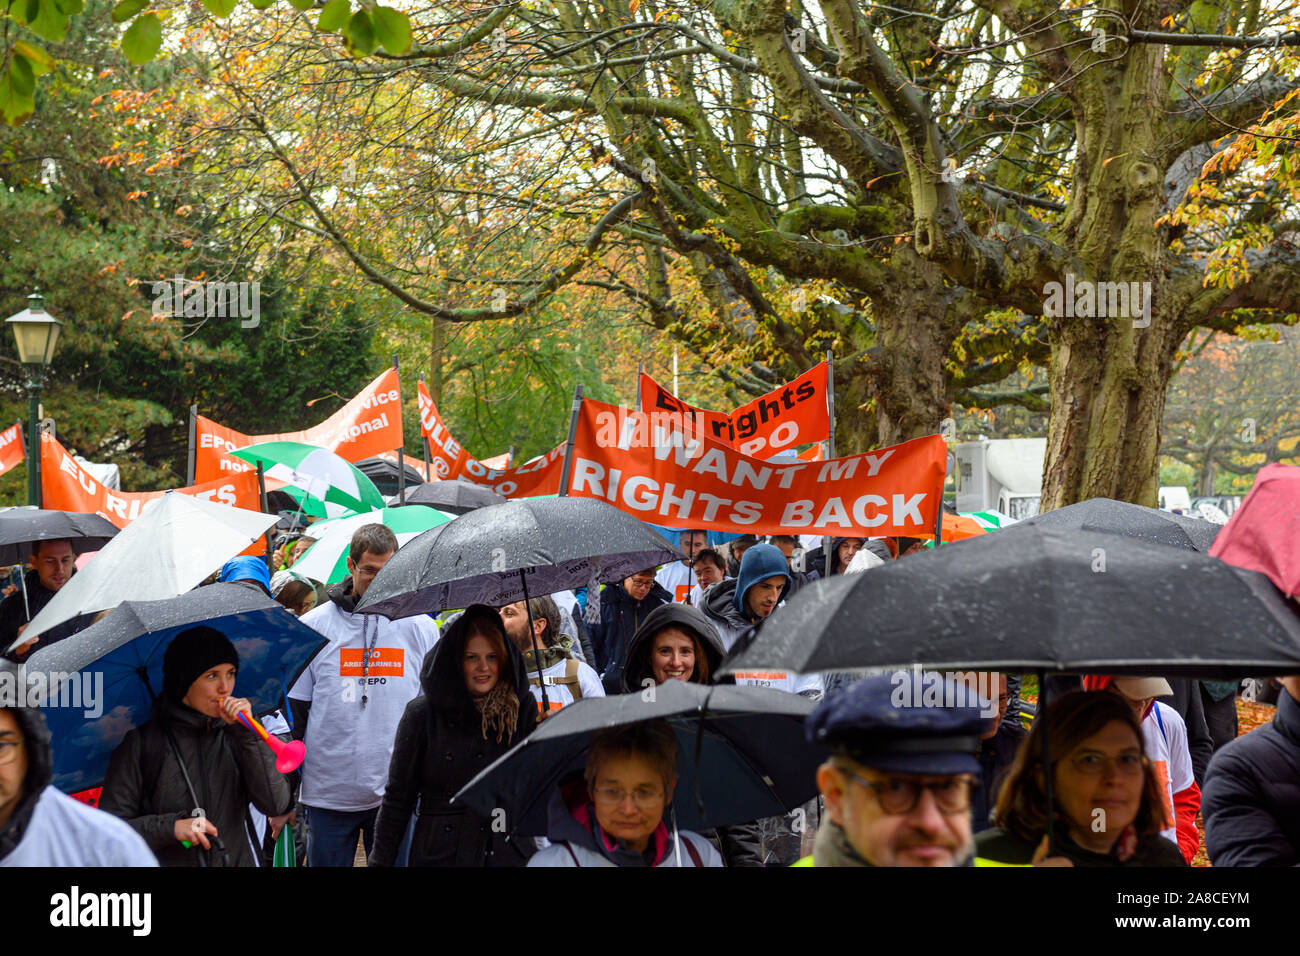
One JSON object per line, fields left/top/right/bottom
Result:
{"left": 962, "top": 510, "right": 1019, "bottom": 531}
{"left": 232, "top": 441, "right": 386, "bottom": 515}
{"left": 292, "top": 506, "right": 454, "bottom": 585}
{"left": 281, "top": 485, "right": 347, "bottom": 520}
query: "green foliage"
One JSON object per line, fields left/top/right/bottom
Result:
{"left": 317, "top": 0, "right": 350, "bottom": 33}
{"left": 120, "top": 12, "right": 161, "bottom": 65}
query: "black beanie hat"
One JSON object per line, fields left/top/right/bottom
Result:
{"left": 162, "top": 626, "right": 239, "bottom": 703}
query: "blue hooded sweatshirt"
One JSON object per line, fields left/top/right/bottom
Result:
{"left": 731, "top": 544, "right": 791, "bottom": 617}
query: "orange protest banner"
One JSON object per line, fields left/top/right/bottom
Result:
{"left": 194, "top": 367, "right": 404, "bottom": 483}
{"left": 42, "top": 432, "right": 262, "bottom": 528}
{"left": 567, "top": 397, "right": 945, "bottom": 536}
{"left": 0, "top": 422, "right": 24, "bottom": 478}
{"left": 637, "top": 362, "right": 830, "bottom": 458}
{"left": 417, "top": 379, "right": 562, "bottom": 497}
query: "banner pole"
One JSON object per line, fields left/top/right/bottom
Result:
{"left": 395, "top": 450, "right": 405, "bottom": 509}
{"left": 636, "top": 363, "right": 643, "bottom": 412}
{"left": 418, "top": 373, "right": 433, "bottom": 481}
{"left": 557, "top": 384, "right": 584, "bottom": 498}
{"left": 933, "top": 445, "right": 945, "bottom": 549}
{"left": 186, "top": 404, "right": 197, "bottom": 486}
{"left": 824, "top": 349, "right": 836, "bottom": 575}
{"left": 256, "top": 461, "right": 273, "bottom": 561}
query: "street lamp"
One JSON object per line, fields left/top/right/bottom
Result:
{"left": 5, "top": 289, "right": 63, "bottom": 506}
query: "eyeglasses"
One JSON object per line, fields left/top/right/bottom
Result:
{"left": 592, "top": 785, "right": 664, "bottom": 809}
{"left": 1067, "top": 752, "right": 1145, "bottom": 777}
{"left": 0, "top": 740, "right": 22, "bottom": 767}
{"left": 838, "top": 765, "right": 975, "bottom": 814}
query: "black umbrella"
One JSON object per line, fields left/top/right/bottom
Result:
{"left": 722, "top": 526, "right": 1300, "bottom": 679}
{"left": 0, "top": 509, "right": 119, "bottom": 565}
{"left": 394, "top": 478, "right": 506, "bottom": 514}
{"left": 357, "top": 457, "right": 427, "bottom": 498}
{"left": 453, "top": 679, "right": 824, "bottom": 835}
{"left": 357, "top": 496, "right": 682, "bottom": 707}
{"left": 1007, "top": 497, "right": 1221, "bottom": 552}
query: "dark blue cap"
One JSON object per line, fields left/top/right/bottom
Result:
{"left": 806, "top": 672, "right": 988, "bottom": 775}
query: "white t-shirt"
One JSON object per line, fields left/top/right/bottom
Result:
{"left": 525, "top": 656, "right": 606, "bottom": 714}
{"left": 1142, "top": 701, "right": 1194, "bottom": 848}
{"left": 289, "top": 600, "right": 440, "bottom": 812}
{"left": 1, "top": 787, "right": 157, "bottom": 867}
{"left": 655, "top": 562, "right": 697, "bottom": 604}
{"left": 730, "top": 669, "right": 824, "bottom": 697}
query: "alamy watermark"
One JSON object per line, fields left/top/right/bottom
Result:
{"left": 151, "top": 275, "right": 261, "bottom": 328}
{"left": 0, "top": 664, "right": 104, "bottom": 718}
{"left": 890, "top": 666, "right": 998, "bottom": 718}
{"left": 1043, "top": 273, "right": 1151, "bottom": 328}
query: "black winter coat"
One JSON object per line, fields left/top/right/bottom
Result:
{"left": 590, "top": 581, "right": 670, "bottom": 694}
{"left": 972, "top": 720, "right": 1026, "bottom": 833}
{"left": 100, "top": 698, "right": 292, "bottom": 867}
{"left": 1203, "top": 687, "right": 1300, "bottom": 866}
{"left": 369, "top": 605, "right": 537, "bottom": 867}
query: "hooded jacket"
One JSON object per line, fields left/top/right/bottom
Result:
{"left": 618, "top": 603, "right": 726, "bottom": 694}
{"left": 1203, "top": 686, "right": 1300, "bottom": 866}
{"left": 1082, "top": 675, "right": 1200, "bottom": 863}
{"left": 590, "top": 580, "right": 671, "bottom": 694}
{"left": 369, "top": 605, "right": 537, "bottom": 867}
{"left": 699, "top": 544, "right": 790, "bottom": 654}
{"left": 99, "top": 696, "right": 292, "bottom": 867}
{"left": 528, "top": 780, "right": 721, "bottom": 867}
{"left": 0, "top": 705, "right": 156, "bottom": 867}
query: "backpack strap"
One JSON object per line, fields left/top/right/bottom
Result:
{"left": 682, "top": 834, "right": 703, "bottom": 867}
{"left": 565, "top": 658, "right": 583, "bottom": 701}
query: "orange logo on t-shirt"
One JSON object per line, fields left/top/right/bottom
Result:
{"left": 339, "top": 647, "right": 405, "bottom": 676}
{"left": 674, "top": 584, "right": 691, "bottom": 603}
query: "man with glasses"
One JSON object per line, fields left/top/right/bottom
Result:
{"left": 288, "top": 524, "right": 439, "bottom": 866}
{"left": 589, "top": 568, "right": 670, "bottom": 695}
{"left": 798, "top": 673, "right": 987, "bottom": 866}
{"left": 1, "top": 706, "right": 156, "bottom": 865}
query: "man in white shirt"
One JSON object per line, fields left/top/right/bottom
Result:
{"left": 289, "top": 524, "right": 439, "bottom": 867}
{"left": 655, "top": 529, "right": 708, "bottom": 603}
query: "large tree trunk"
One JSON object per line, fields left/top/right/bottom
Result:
{"left": 1040, "top": 308, "right": 1182, "bottom": 510}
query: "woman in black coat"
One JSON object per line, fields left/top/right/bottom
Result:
{"left": 369, "top": 605, "right": 537, "bottom": 866}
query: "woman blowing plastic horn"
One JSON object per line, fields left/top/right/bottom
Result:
{"left": 100, "top": 626, "right": 294, "bottom": 867}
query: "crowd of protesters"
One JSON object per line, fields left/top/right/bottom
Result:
{"left": 2, "top": 521, "right": 1298, "bottom": 869}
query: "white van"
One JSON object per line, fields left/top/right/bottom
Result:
{"left": 1158, "top": 486, "right": 1192, "bottom": 513}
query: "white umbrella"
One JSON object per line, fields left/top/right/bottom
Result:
{"left": 8, "top": 493, "right": 277, "bottom": 651}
